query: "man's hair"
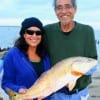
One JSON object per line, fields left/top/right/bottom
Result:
{"left": 53, "top": 0, "right": 77, "bottom": 9}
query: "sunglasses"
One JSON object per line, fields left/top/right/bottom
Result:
{"left": 25, "top": 30, "right": 42, "bottom": 35}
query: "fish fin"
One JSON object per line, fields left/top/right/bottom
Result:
{"left": 6, "top": 88, "right": 18, "bottom": 97}
{"left": 68, "top": 71, "right": 83, "bottom": 91}
{"left": 67, "top": 79, "right": 77, "bottom": 91}
{"left": 71, "top": 71, "right": 84, "bottom": 76}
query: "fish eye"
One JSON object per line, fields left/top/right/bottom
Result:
{"left": 14, "top": 94, "right": 16, "bottom": 96}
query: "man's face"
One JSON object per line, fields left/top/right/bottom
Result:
{"left": 55, "top": 0, "right": 76, "bottom": 25}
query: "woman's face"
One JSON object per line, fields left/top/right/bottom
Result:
{"left": 24, "top": 26, "right": 42, "bottom": 48}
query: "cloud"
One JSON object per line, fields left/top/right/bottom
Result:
{"left": 75, "top": 7, "right": 100, "bottom": 30}
{"left": 0, "top": 0, "right": 100, "bottom": 30}
{"left": 0, "top": 0, "right": 14, "bottom": 10}
{"left": 0, "top": 18, "right": 22, "bottom": 26}
{"left": 0, "top": 0, "right": 53, "bottom": 18}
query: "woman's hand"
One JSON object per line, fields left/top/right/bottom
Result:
{"left": 18, "top": 88, "right": 27, "bottom": 94}
{"left": 19, "top": 88, "right": 43, "bottom": 100}
{"left": 19, "top": 88, "right": 33, "bottom": 100}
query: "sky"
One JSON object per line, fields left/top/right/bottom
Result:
{"left": 0, "top": 0, "right": 100, "bottom": 30}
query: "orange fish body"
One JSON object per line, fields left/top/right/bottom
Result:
{"left": 7, "top": 57, "right": 97, "bottom": 100}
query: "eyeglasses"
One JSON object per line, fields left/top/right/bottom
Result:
{"left": 55, "top": 4, "right": 73, "bottom": 10}
{"left": 25, "top": 30, "right": 42, "bottom": 35}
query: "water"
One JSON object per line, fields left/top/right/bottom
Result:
{"left": 0, "top": 26, "right": 100, "bottom": 71}
{"left": 95, "top": 30, "right": 100, "bottom": 72}
{"left": 0, "top": 26, "right": 20, "bottom": 49}
{"left": 0, "top": 26, "right": 99, "bottom": 99}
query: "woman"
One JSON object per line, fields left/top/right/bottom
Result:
{"left": 1, "top": 17, "right": 50, "bottom": 100}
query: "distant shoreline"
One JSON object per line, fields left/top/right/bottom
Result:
{"left": 0, "top": 51, "right": 7, "bottom": 59}
{"left": 0, "top": 47, "right": 10, "bottom": 59}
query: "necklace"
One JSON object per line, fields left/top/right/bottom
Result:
{"left": 30, "top": 58, "right": 41, "bottom": 62}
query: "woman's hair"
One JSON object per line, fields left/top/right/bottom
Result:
{"left": 14, "top": 17, "right": 46, "bottom": 58}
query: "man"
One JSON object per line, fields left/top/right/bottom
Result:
{"left": 44, "top": 0, "right": 97, "bottom": 99}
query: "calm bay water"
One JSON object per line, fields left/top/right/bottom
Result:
{"left": 0, "top": 26, "right": 100, "bottom": 71}
{"left": 0, "top": 26, "right": 20, "bottom": 49}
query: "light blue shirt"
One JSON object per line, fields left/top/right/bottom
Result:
{"left": 50, "top": 88, "right": 89, "bottom": 100}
